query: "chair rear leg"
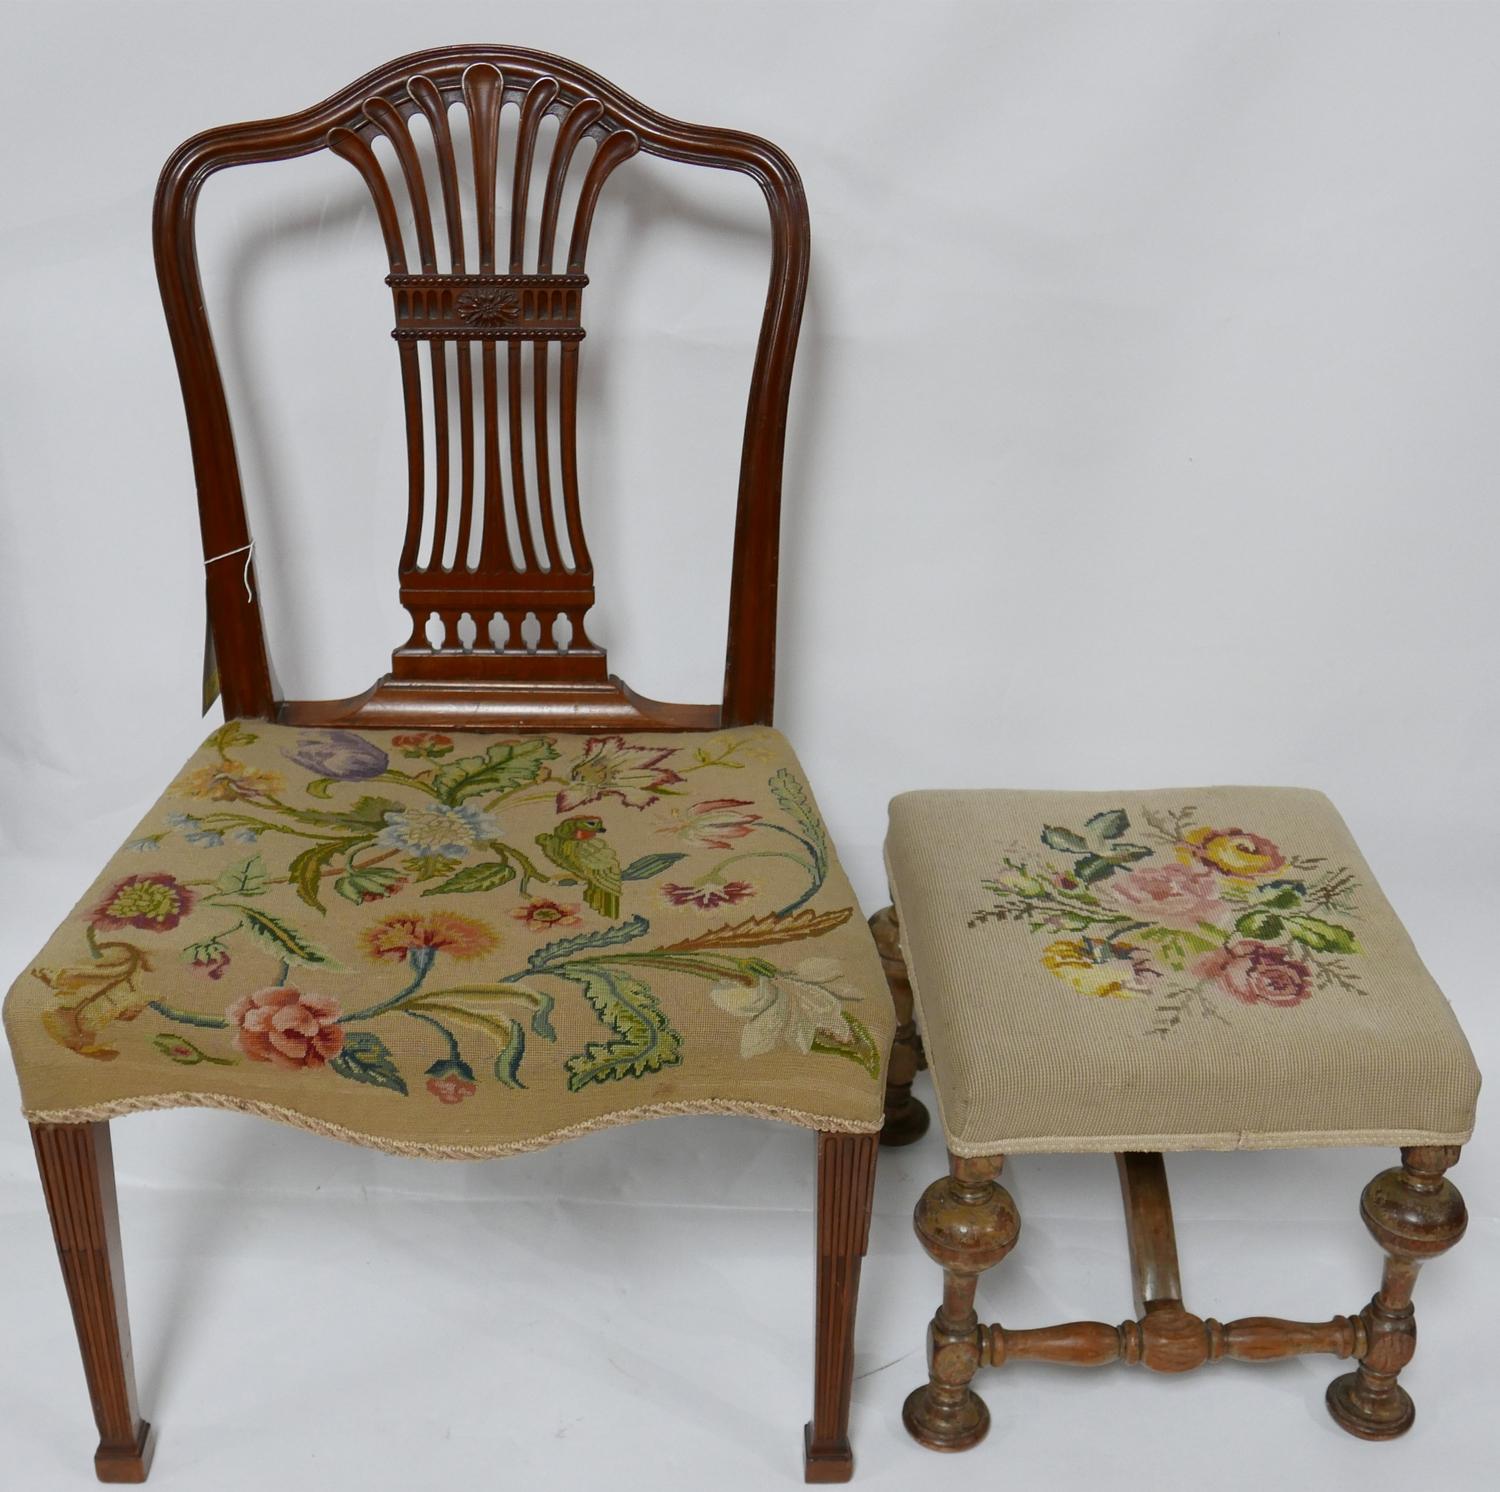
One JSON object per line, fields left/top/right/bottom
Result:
{"left": 31, "top": 1121, "right": 155, "bottom": 1483}
{"left": 805, "top": 1130, "right": 878, "bottom": 1483}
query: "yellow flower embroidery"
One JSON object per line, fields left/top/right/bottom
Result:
{"left": 1041, "top": 939, "right": 1142, "bottom": 1000}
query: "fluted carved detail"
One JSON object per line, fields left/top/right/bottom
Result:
{"left": 805, "top": 1131, "right": 879, "bottom": 1484}
{"left": 1327, "top": 1146, "right": 1467, "bottom": 1440}
{"left": 870, "top": 906, "right": 929, "bottom": 1146}
{"left": 31, "top": 1122, "right": 155, "bottom": 1483}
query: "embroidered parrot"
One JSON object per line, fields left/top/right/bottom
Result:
{"left": 534, "top": 816, "right": 622, "bottom": 919}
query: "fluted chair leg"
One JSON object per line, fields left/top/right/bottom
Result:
{"left": 805, "top": 1131, "right": 879, "bottom": 1482}
{"left": 31, "top": 1121, "right": 155, "bottom": 1482}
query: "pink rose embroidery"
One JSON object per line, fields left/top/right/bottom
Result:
{"left": 225, "top": 986, "right": 345, "bottom": 1069}
{"left": 1194, "top": 941, "right": 1312, "bottom": 1008}
{"left": 1107, "top": 861, "right": 1223, "bottom": 928}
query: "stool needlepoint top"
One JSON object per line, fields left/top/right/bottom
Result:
{"left": 885, "top": 786, "right": 1479, "bottom": 1157}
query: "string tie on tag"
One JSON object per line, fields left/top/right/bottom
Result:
{"left": 205, "top": 541, "right": 256, "bottom": 602}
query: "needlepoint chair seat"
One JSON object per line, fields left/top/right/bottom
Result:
{"left": 7, "top": 45, "right": 889, "bottom": 1483}
{"left": 885, "top": 786, "right": 1478, "bottom": 1155}
{"left": 877, "top": 785, "right": 1479, "bottom": 1455}
{"left": 5, "top": 722, "right": 890, "bottom": 1156}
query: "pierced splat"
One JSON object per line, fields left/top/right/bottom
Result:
{"left": 326, "top": 63, "right": 637, "bottom": 695}
{"left": 155, "top": 46, "right": 809, "bottom": 731}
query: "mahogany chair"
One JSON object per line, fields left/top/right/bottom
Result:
{"left": 4, "top": 47, "right": 894, "bottom": 1483}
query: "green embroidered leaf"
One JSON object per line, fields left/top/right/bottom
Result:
{"left": 1287, "top": 915, "right": 1360, "bottom": 954}
{"left": 418, "top": 860, "right": 516, "bottom": 897}
{"left": 770, "top": 768, "right": 828, "bottom": 872}
{"left": 1110, "top": 843, "right": 1154, "bottom": 864}
{"left": 811, "top": 1013, "right": 881, "bottom": 1080}
{"left": 335, "top": 865, "right": 405, "bottom": 904}
{"left": 527, "top": 915, "right": 650, "bottom": 971}
{"left": 432, "top": 738, "right": 559, "bottom": 805}
{"left": 318, "top": 795, "right": 403, "bottom": 833}
{"left": 151, "top": 1032, "right": 233, "bottom": 1066}
{"left": 215, "top": 854, "right": 269, "bottom": 898}
{"left": 403, "top": 853, "right": 461, "bottom": 882}
{"left": 225, "top": 904, "right": 339, "bottom": 969}
{"left": 1235, "top": 909, "right": 1284, "bottom": 941}
{"left": 1073, "top": 854, "right": 1117, "bottom": 884}
{"left": 561, "top": 964, "right": 682, "bottom": 1089}
{"left": 206, "top": 722, "right": 259, "bottom": 754}
{"left": 330, "top": 1031, "right": 407, "bottom": 1095}
{"left": 621, "top": 852, "right": 687, "bottom": 881}
{"left": 289, "top": 840, "right": 344, "bottom": 912}
{"left": 494, "top": 1021, "right": 526, "bottom": 1088}
{"left": 1137, "top": 924, "right": 1224, "bottom": 971}
{"left": 1257, "top": 881, "right": 1306, "bottom": 911}
{"left": 305, "top": 777, "right": 335, "bottom": 799}
{"left": 1085, "top": 809, "right": 1129, "bottom": 842}
{"left": 1042, "top": 825, "right": 1089, "bottom": 854}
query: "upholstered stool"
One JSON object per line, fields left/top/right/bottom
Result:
{"left": 875, "top": 786, "right": 1480, "bottom": 1449}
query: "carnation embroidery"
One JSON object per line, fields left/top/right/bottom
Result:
{"left": 970, "top": 804, "right": 1365, "bottom": 1036}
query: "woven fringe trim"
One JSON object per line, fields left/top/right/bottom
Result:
{"left": 20, "top": 1091, "right": 880, "bottom": 1160}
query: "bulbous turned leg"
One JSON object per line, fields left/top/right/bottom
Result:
{"left": 1327, "top": 1145, "right": 1467, "bottom": 1441}
{"left": 903, "top": 1154, "right": 1018, "bottom": 1451}
{"left": 870, "top": 907, "right": 930, "bottom": 1147}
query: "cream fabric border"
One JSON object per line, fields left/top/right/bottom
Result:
{"left": 22, "top": 1090, "right": 878, "bottom": 1160}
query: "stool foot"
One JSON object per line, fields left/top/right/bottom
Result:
{"left": 902, "top": 1383, "right": 990, "bottom": 1451}
{"left": 1325, "top": 1146, "right": 1466, "bottom": 1442}
{"left": 1326, "top": 1371, "right": 1415, "bottom": 1441}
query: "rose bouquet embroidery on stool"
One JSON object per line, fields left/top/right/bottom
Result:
{"left": 969, "top": 805, "right": 1365, "bottom": 1035}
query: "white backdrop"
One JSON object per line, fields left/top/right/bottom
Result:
{"left": 1, "top": 2, "right": 1496, "bottom": 1489}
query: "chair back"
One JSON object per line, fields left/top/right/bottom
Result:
{"left": 154, "top": 46, "right": 809, "bottom": 731}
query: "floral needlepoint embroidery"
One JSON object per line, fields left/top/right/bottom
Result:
{"left": 710, "top": 958, "right": 851, "bottom": 1056}
{"left": 662, "top": 880, "right": 756, "bottom": 911}
{"left": 661, "top": 799, "right": 762, "bottom": 848}
{"left": 175, "top": 758, "right": 283, "bottom": 803}
{"left": 971, "top": 803, "right": 1364, "bottom": 1036}
{"left": 226, "top": 986, "right": 345, "bottom": 1070}
{"left": 377, "top": 803, "right": 503, "bottom": 860}
{"left": 511, "top": 899, "right": 583, "bottom": 931}
{"left": 362, "top": 912, "right": 498, "bottom": 964}
{"left": 555, "top": 735, "right": 684, "bottom": 811}
{"left": 1193, "top": 941, "right": 1311, "bottom": 1008}
{"left": 29, "top": 723, "right": 882, "bottom": 1097}
{"left": 89, "top": 874, "right": 196, "bottom": 933}
{"left": 1180, "top": 826, "right": 1286, "bottom": 879}
{"left": 283, "top": 729, "right": 390, "bottom": 781}
{"left": 391, "top": 732, "right": 454, "bottom": 760}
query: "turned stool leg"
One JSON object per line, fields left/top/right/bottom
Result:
{"left": 32, "top": 1122, "right": 155, "bottom": 1482}
{"left": 805, "top": 1130, "right": 879, "bottom": 1483}
{"left": 903, "top": 1153, "right": 1018, "bottom": 1451}
{"left": 870, "top": 907, "right": 930, "bottom": 1147}
{"left": 1327, "top": 1145, "right": 1467, "bottom": 1440}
